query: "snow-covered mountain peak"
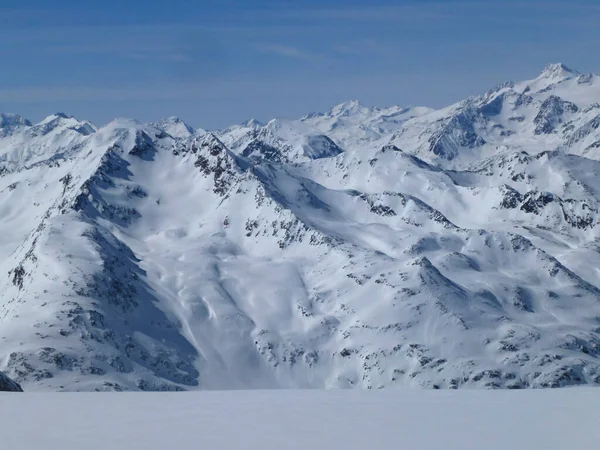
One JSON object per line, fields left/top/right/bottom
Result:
{"left": 255, "top": 118, "right": 344, "bottom": 161}
{"left": 297, "top": 101, "right": 434, "bottom": 151}
{"left": 539, "top": 63, "right": 579, "bottom": 80}
{"left": 241, "top": 118, "right": 264, "bottom": 128}
{"left": 101, "top": 117, "right": 164, "bottom": 140}
{"left": 152, "top": 116, "right": 196, "bottom": 139}
{"left": 302, "top": 100, "right": 420, "bottom": 124}
{"left": 508, "top": 63, "right": 600, "bottom": 108}
{"left": 107, "top": 117, "right": 144, "bottom": 129}
{"left": 89, "top": 118, "right": 179, "bottom": 157}
{"left": 0, "top": 113, "right": 99, "bottom": 170}
{"left": 328, "top": 99, "right": 363, "bottom": 115}
{"left": 32, "top": 113, "right": 96, "bottom": 137}
{"left": 39, "top": 112, "right": 71, "bottom": 123}
{"left": 0, "top": 113, "right": 32, "bottom": 137}
{"left": 0, "top": 112, "right": 32, "bottom": 128}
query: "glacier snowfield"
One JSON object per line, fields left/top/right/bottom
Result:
{"left": 1, "top": 389, "right": 599, "bottom": 450}
{"left": 1, "top": 63, "right": 600, "bottom": 391}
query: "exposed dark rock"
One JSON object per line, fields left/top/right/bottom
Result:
{"left": 0, "top": 371, "right": 23, "bottom": 392}
{"left": 534, "top": 95, "right": 578, "bottom": 135}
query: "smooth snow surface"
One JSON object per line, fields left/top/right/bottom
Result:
{"left": 1, "top": 389, "right": 598, "bottom": 450}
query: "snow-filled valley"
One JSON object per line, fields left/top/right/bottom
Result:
{"left": 2, "top": 63, "right": 600, "bottom": 391}
{"left": 1, "top": 389, "right": 599, "bottom": 449}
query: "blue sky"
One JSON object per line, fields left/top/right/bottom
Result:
{"left": 1, "top": 0, "right": 599, "bottom": 129}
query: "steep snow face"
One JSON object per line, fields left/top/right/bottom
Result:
{"left": 1, "top": 64, "right": 600, "bottom": 391}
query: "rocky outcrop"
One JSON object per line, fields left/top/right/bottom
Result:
{"left": 0, "top": 372, "right": 23, "bottom": 392}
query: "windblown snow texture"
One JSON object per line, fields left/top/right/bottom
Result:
{"left": 2, "top": 64, "right": 600, "bottom": 391}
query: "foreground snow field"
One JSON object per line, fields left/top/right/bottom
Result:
{"left": 1, "top": 389, "right": 598, "bottom": 449}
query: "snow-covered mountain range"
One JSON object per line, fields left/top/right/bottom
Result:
{"left": 1, "top": 63, "right": 600, "bottom": 391}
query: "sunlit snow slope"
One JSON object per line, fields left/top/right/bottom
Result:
{"left": 1, "top": 64, "right": 600, "bottom": 391}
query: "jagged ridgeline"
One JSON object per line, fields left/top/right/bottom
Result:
{"left": 1, "top": 64, "right": 600, "bottom": 391}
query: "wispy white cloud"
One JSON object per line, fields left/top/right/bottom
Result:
{"left": 0, "top": 79, "right": 291, "bottom": 104}
{"left": 260, "top": 4, "right": 458, "bottom": 22}
{"left": 332, "top": 39, "right": 396, "bottom": 58}
{"left": 252, "top": 43, "right": 321, "bottom": 60}
{"left": 0, "top": 84, "right": 199, "bottom": 103}
{"left": 46, "top": 43, "right": 193, "bottom": 63}
{"left": 0, "top": 8, "right": 47, "bottom": 19}
{"left": 262, "top": 1, "right": 600, "bottom": 23}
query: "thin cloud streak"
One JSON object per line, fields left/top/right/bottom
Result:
{"left": 47, "top": 43, "right": 193, "bottom": 63}
{"left": 0, "top": 23, "right": 320, "bottom": 45}
{"left": 264, "top": 6, "right": 456, "bottom": 22}
{"left": 252, "top": 43, "right": 321, "bottom": 61}
{"left": 261, "top": 1, "right": 600, "bottom": 22}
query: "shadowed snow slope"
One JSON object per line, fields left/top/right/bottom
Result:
{"left": 1, "top": 64, "right": 600, "bottom": 391}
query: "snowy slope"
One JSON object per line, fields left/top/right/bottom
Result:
{"left": 301, "top": 100, "right": 433, "bottom": 150}
{"left": 1, "top": 64, "right": 600, "bottom": 391}
{"left": 1, "top": 389, "right": 599, "bottom": 450}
